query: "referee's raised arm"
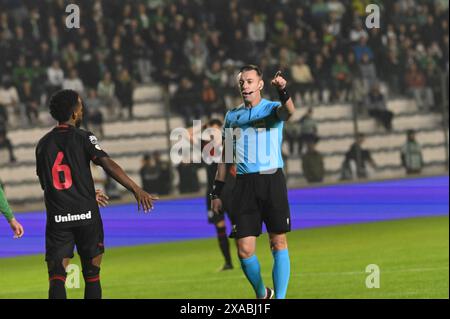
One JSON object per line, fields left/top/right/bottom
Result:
{"left": 272, "top": 71, "right": 296, "bottom": 121}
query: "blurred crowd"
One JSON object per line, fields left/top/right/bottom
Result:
{"left": 0, "top": 0, "right": 447, "bottom": 184}
{"left": 0, "top": 0, "right": 448, "bottom": 128}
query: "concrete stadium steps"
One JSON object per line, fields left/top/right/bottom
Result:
{"left": 2, "top": 92, "right": 448, "bottom": 204}
{"left": 10, "top": 116, "right": 184, "bottom": 147}
{"left": 286, "top": 145, "right": 447, "bottom": 173}
{"left": 3, "top": 145, "right": 447, "bottom": 202}
{"left": 1, "top": 147, "right": 169, "bottom": 184}
{"left": 291, "top": 104, "right": 352, "bottom": 121}
{"left": 133, "top": 101, "right": 165, "bottom": 117}
{"left": 0, "top": 164, "right": 37, "bottom": 183}
{"left": 317, "top": 113, "right": 440, "bottom": 136}
{"left": 133, "top": 85, "right": 163, "bottom": 102}
{"left": 363, "top": 131, "right": 446, "bottom": 148}
{"left": 387, "top": 99, "right": 418, "bottom": 114}
{"left": 5, "top": 172, "right": 140, "bottom": 201}
{"left": 315, "top": 130, "right": 446, "bottom": 153}
{"left": 4, "top": 183, "right": 42, "bottom": 200}
{"left": 103, "top": 117, "right": 184, "bottom": 137}
{"left": 422, "top": 147, "right": 449, "bottom": 164}
{"left": 11, "top": 136, "right": 168, "bottom": 163}
{"left": 290, "top": 99, "right": 418, "bottom": 122}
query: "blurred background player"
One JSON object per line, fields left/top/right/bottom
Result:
{"left": 203, "top": 118, "right": 235, "bottom": 271}
{"left": 36, "top": 89, "right": 158, "bottom": 299}
{"left": 1, "top": 183, "right": 24, "bottom": 239}
{"left": 211, "top": 66, "right": 296, "bottom": 299}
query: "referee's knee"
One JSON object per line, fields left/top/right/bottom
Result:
{"left": 237, "top": 243, "right": 255, "bottom": 259}
{"left": 269, "top": 234, "right": 288, "bottom": 251}
{"left": 238, "top": 249, "right": 254, "bottom": 259}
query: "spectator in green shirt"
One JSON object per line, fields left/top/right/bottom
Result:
{"left": 332, "top": 54, "right": 351, "bottom": 102}
{"left": 401, "top": 130, "right": 424, "bottom": 175}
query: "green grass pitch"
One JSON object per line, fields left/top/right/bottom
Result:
{"left": 0, "top": 216, "right": 448, "bottom": 299}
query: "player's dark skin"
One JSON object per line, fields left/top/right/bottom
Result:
{"left": 51, "top": 97, "right": 158, "bottom": 270}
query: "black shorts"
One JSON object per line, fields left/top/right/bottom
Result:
{"left": 230, "top": 169, "right": 291, "bottom": 239}
{"left": 45, "top": 219, "right": 105, "bottom": 261}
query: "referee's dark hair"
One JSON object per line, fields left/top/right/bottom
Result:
{"left": 239, "top": 64, "right": 263, "bottom": 78}
{"left": 49, "top": 89, "right": 80, "bottom": 123}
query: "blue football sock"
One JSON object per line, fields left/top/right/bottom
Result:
{"left": 240, "top": 255, "right": 266, "bottom": 298}
{"left": 272, "top": 249, "right": 291, "bottom": 299}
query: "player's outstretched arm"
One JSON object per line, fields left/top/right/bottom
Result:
{"left": 94, "top": 157, "right": 158, "bottom": 213}
{"left": 272, "top": 71, "right": 296, "bottom": 121}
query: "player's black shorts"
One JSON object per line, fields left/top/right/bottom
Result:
{"left": 45, "top": 219, "right": 105, "bottom": 261}
{"left": 230, "top": 169, "right": 291, "bottom": 239}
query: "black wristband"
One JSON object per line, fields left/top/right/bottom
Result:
{"left": 210, "top": 180, "right": 225, "bottom": 198}
{"left": 277, "top": 87, "right": 291, "bottom": 104}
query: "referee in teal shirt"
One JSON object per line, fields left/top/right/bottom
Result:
{"left": 211, "top": 65, "right": 296, "bottom": 299}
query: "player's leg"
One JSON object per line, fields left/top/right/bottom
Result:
{"left": 81, "top": 253, "right": 103, "bottom": 299}
{"left": 207, "top": 188, "right": 232, "bottom": 270}
{"left": 232, "top": 175, "right": 270, "bottom": 298}
{"left": 215, "top": 218, "right": 233, "bottom": 270}
{"left": 75, "top": 219, "right": 105, "bottom": 299}
{"left": 217, "top": 188, "right": 235, "bottom": 270}
{"left": 46, "top": 226, "right": 75, "bottom": 299}
{"left": 264, "top": 169, "right": 292, "bottom": 299}
{"left": 232, "top": 210, "right": 267, "bottom": 298}
{"left": 236, "top": 235, "right": 269, "bottom": 298}
{"left": 268, "top": 233, "right": 290, "bottom": 299}
{"left": 47, "top": 258, "right": 71, "bottom": 299}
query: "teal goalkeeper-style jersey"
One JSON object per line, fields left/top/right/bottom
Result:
{"left": 222, "top": 98, "right": 284, "bottom": 175}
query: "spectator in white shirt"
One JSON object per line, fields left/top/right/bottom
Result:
{"left": 0, "top": 77, "right": 20, "bottom": 127}
{"left": 97, "top": 72, "right": 119, "bottom": 118}
{"left": 349, "top": 22, "right": 369, "bottom": 43}
{"left": 63, "top": 69, "right": 85, "bottom": 96}
{"left": 290, "top": 55, "right": 314, "bottom": 102}
{"left": 47, "top": 60, "right": 64, "bottom": 92}
{"left": 248, "top": 14, "right": 266, "bottom": 48}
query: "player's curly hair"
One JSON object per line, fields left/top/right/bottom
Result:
{"left": 48, "top": 89, "right": 80, "bottom": 123}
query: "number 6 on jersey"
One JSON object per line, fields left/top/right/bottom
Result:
{"left": 52, "top": 152, "right": 73, "bottom": 190}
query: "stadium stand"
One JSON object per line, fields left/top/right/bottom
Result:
{"left": 0, "top": 0, "right": 448, "bottom": 206}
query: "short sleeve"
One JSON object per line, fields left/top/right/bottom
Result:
{"left": 270, "top": 101, "right": 282, "bottom": 120}
{"left": 271, "top": 101, "right": 282, "bottom": 110}
{"left": 84, "top": 132, "right": 108, "bottom": 161}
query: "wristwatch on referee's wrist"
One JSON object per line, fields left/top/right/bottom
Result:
{"left": 209, "top": 193, "right": 220, "bottom": 200}
{"left": 210, "top": 180, "right": 225, "bottom": 200}
{"left": 277, "top": 87, "right": 291, "bottom": 104}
